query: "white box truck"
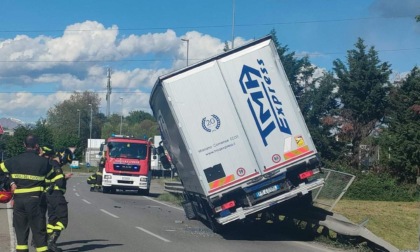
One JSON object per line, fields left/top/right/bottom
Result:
{"left": 149, "top": 35, "right": 324, "bottom": 230}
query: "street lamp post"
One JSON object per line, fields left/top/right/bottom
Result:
{"left": 89, "top": 104, "right": 92, "bottom": 141}
{"left": 119, "top": 97, "right": 123, "bottom": 135}
{"left": 77, "top": 109, "right": 81, "bottom": 137}
{"left": 181, "top": 38, "right": 189, "bottom": 66}
{"left": 88, "top": 104, "right": 92, "bottom": 169}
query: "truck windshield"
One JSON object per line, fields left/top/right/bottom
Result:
{"left": 108, "top": 142, "right": 147, "bottom": 159}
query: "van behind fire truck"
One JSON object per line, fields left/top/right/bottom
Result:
{"left": 100, "top": 135, "right": 152, "bottom": 195}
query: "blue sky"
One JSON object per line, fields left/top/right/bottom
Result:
{"left": 0, "top": 0, "right": 419, "bottom": 123}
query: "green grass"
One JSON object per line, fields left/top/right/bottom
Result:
{"left": 334, "top": 199, "right": 420, "bottom": 251}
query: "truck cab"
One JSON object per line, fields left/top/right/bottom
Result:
{"left": 101, "top": 135, "right": 152, "bottom": 195}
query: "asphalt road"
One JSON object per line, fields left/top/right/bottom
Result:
{"left": 1, "top": 174, "right": 341, "bottom": 252}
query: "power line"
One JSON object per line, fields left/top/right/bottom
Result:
{"left": 0, "top": 46, "right": 418, "bottom": 65}
{"left": 0, "top": 47, "right": 417, "bottom": 65}
{"left": 0, "top": 90, "right": 151, "bottom": 94}
{"left": 0, "top": 16, "right": 407, "bottom": 34}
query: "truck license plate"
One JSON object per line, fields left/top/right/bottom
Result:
{"left": 254, "top": 184, "right": 280, "bottom": 199}
{"left": 121, "top": 176, "right": 131, "bottom": 181}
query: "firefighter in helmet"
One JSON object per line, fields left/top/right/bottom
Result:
{"left": 39, "top": 145, "right": 73, "bottom": 252}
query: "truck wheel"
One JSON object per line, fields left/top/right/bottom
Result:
{"left": 137, "top": 189, "right": 149, "bottom": 196}
{"left": 202, "top": 200, "right": 223, "bottom": 233}
{"left": 181, "top": 201, "right": 197, "bottom": 220}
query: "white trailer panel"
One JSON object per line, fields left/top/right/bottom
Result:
{"left": 218, "top": 40, "right": 316, "bottom": 173}
{"left": 150, "top": 36, "right": 321, "bottom": 200}
{"left": 162, "top": 61, "right": 260, "bottom": 195}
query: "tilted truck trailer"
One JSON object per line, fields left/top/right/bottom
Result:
{"left": 149, "top": 35, "right": 324, "bottom": 230}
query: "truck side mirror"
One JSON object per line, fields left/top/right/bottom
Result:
{"left": 160, "top": 155, "right": 172, "bottom": 170}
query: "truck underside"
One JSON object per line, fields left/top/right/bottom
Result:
{"left": 182, "top": 158, "right": 324, "bottom": 231}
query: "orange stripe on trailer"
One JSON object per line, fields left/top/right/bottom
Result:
{"left": 209, "top": 174, "right": 235, "bottom": 189}
{"left": 284, "top": 145, "right": 310, "bottom": 160}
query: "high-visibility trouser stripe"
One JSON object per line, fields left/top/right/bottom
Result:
{"left": 36, "top": 246, "right": 48, "bottom": 251}
{"left": 16, "top": 244, "right": 29, "bottom": 250}
{"left": 48, "top": 222, "right": 66, "bottom": 232}
{"left": 56, "top": 221, "right": 65, "bottom": 230}
{"left": 0, "top": 162, "right": 9, "bottom": 173}
{"left": 47, "top": 224, "right": 54, "bottom": 234}
{"left": 14, "top": 186, "right": 44, "bottom": 194}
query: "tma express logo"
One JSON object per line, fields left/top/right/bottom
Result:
{"left": 239, "top": 59, "right": 292, "bottom": 146}
{"left": 202, "top": 114, "right": 221, "bottom": 132}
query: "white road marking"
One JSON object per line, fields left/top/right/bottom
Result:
{"left": 136, "top": 226, "right": 171, "bottom": 242}
{"left": 82, "top": 199, "right": 91, "bottom": 204}
{"left": 75, "top": 193, "right": 80, "bottom": 197}
{"left": 144, "top": 196, "right": 183, "bottom": 211}
{"left": 100, "top": 209, "right": 119, "bottom": 218}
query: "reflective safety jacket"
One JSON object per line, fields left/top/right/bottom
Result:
{"left": 0, "top": 150, "right": 55, "bottom": 197}
{"left": 44, "top": 159, "right": 66, "bottom": 194}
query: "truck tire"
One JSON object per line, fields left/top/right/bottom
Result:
{"left": 181, "top": 201, "right": 197, "bottom": 220}
{"left": 203, "top": 202, "right": 223, "bottom": 233}
{"left": 137, "top": 188, "right": 149, "bottom": 196}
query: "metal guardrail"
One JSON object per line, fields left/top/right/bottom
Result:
{"left": 164, "top": 181, "right": 184, "bottom": 194}
{"left": 312, "top": 168, "right": 356, "bottom": 211}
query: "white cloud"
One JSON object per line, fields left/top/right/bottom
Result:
{"left": 0, "top": 20, "right": 253, "bottom": 122}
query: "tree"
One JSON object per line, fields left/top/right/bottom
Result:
{"left": 47, "top": 91, "right": 102, "bottom": 157}
{"left": 270, "top": 29, "right": 312, "bottom": 100}
{"left": 333, "top": 38, "right": 392, "bottom": 167}
{"left": 100, "top": 114, "right": 122, "bottom": 138}
{"left": 125, "top": 111, "right": 155, "bottom": 125}
{"left": 300, "top": 72, "right": 343, "bottom": 161}
{"left": 5, "top": 125, "right": 32, "bottom": 157}
{"left": 381, "top": 67, "right": 420, "bottom": 182}
{"left": 125, "top": 119, "right": 159, "bottom": 139}
{"left": 32, "top": 119, "right": 54, "bottom": 147}
{"left": 0, "top": 134, "right": 11, "bottom": 161}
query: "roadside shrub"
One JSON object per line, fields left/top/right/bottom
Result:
{"left": 344, "top": 171, "right": 419, "bottom": 201}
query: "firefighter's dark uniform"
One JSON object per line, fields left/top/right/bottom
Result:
{"left": 0, "top": 150, "right": 54, "bottom": 252}
{"left": 87, "top": 154, "right": 104, "bottom": 192}
{"left": 87, "top": 169, "right": 102, "bottom": 191}
{"left": 37, "top": 146, "right": 72, "bottom": 252}
{"left": 45, "top": 158, "right": 68, "bottom": 249}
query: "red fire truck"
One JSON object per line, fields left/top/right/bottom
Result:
{"left": 100, "top": 135, "right": 153, "bottom": 195}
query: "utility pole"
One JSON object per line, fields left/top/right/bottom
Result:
{"left": 106, "top": 68, "right": 112, "bottom": 117}
{"left": 119, "top": 97, "right": 124, "bottom": 134}
{"left": 232, "top": 0, "right": 235, "bottom": 49}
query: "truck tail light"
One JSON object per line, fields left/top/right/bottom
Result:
{"left": 214, "top": 200, "right": 236, "bottom": 213}
{"left": 299, "top": 170, "right": 314, "bottom": 180}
